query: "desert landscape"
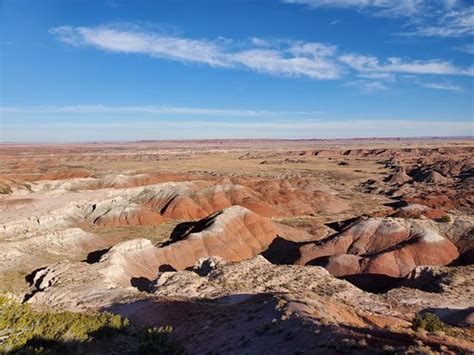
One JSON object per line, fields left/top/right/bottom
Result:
{"left": 0, "top": 138, "right": 473, "bottom": 353}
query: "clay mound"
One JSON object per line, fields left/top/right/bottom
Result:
{"left": 4, "top": 179, "right": 345, "bottom": 233}
{"left": 411, "top": 155, "right": 474, "bottom": 179}
{"left": 402, "top": 190, "right": 472, "bottom": 211}
{"left": 21, "top": 170, "right": 92, "bottom": 182}
{"left": 154, "top": 205, "right": 279, "bottom": 270}
{"left": 299, "top": 218, "right": 459, "bottom": 277}
{"left": 84, "top": 199, "right": 165, "bottom": 227}
{"left": 414, "top": 170, "right": 452, "bottom": 184}
{"left": 83, "top": 179, "right": 349, "bottom": 227}
{"left": 152, "top": 183, "right": 277, "bottom": 220}
{"left": 100, "top": 238, "right": 163, "bottom": 283}
{"left": 243, "top": 178, "right": 350, "bottom": 215}
{"left": 101, "top": 205, "right": 280, "bottom": 281}
{"left": 386, "top": 166, "right": 411, "bottom": 185}
{"left": 94, "top": 174, "right": 162, "bottom": 189}
{"left": 154, "top": 178, "right": 349, "bottom": 219}
{"left": 27, "top": 206, "right": 281, "bottom": 302}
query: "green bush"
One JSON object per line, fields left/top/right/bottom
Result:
{"left": 0, "top": 295, "right": 128, "bottom": 352}
{"left": 439, "top": 215, "right": 452, "bottom": 223}
{"left": 0, "top": 295, "right": 184, "bottom": 354}
{"left": 412, "top": 312, "right": 445, "bottom": 333}
{"left": 137, "top": 326, "right": 185, "bottom": 355}
{"left": 0, "top": 295, "right": 185, "bottom": 355}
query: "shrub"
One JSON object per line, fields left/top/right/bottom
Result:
{"left": 0, "top": 182, "right": 12, "bottom": 195}
{"left": 412, "top": 312, "right": 445, "bottom": 333}
{"left": 0, "top": 295, "right": 185, "bottom": 354}
{"left": 439, "top": 215, "right": 452, "bottom": 223}
{"left": 0, "top": 295, "right": 128, "bottom": 353}
{"left": 137, "top": 326, "right": 185, "bottom": 355}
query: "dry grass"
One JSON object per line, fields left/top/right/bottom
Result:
{"left": 84, "top": 221, "right": 182, "bottom": 247}
{"left": 0, "top": 271, "right": 29, "bottom": 294}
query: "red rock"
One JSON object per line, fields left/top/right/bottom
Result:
{"left": 300, "top": 218, "right": 459, "bottom": 277}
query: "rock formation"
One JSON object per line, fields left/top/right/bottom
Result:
{"left": 299, "top": 218, "right": 459, "bottom": 277}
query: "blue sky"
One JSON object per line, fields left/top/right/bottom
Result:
{"left": 1, "top": 0, "right": 473, "bottom": 142}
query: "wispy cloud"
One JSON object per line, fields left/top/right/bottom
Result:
{"left": 283, "top": 0, "right": 474, "bottom": 38}
{"left": 414, "top": 81, "right": 463, "bottom": 91}
{"left": 231, "top": 48, "right": 340, "bottom": 80}
{"left": 0, "top": 105, "right": 324, "bottom": 116}
{"left": 49, "top": 26, "right": 229, "bottom": 66}
{"left": 344, "top": 80, "right": 389, "bottom": 92}
{"left": 50, "top": 25, "right": 342, "bottom": 80}
{"left": 282, "top": 0, "right": 428, "bottom": 17}
{"left": 339, "top": 54, "right": 474, "bottom": 76}
{"left": 50, "top": 24, "right": 473, "bottom": 90}
{"left": 405, "top": 6, "right": 474, "bottom": 38}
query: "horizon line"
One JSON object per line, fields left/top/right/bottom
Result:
{"left": 1, "top": 135, "right": 473, "bottom": 146}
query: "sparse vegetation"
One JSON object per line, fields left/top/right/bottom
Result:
{"left": 0, "top": 295, "right": 128, "bottom": 352}
{"left": 439, "top": 215, "right": 452, "bottom": 223}
{"left": 0, "top": 295, "right": 184, "bottom": 354}
{"left": 0, "top": 182, "right": 12, "bottom": 194}
{"left": 412, "top": 312, "right": 446, "bottom": 333}
{"left": 137, "top": 326, "right": 184, "bottom": 355}
{"left": 86, "top": 222, "right": 180, "bottom": 246}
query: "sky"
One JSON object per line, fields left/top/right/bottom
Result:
{"left": 0, "top": 0, "right": 473, "bottom": 142}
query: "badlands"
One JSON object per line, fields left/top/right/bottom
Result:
{"left": 0, "top": 138, "right": 473, "bottom": 353}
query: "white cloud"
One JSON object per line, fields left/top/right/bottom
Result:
{"left": 344, "top": 79, "right": 389, "bottom": 92}
{"left": 249, "top": 37, "right": 271, "bottom": 47}
{"left": 288, "top": 41, "right": 337, "bottom": 57}
{"left": 50, "top": 26, "right": 229, "bottom": 66}
{"left": 50, "top": 25, "right": 342, "bottom": 80}
{"left": 230, "top": 48, "right": 341, "bottom": 80}
{"left": 405, "top": 6, "right": 474, "bottom": 37}
{"left": 339, "top": 54, "right": 474, "bottom": 76}
{"left": 415, "top": 82, "right": 463, "bottom": 91}
{"left": 49, "top": 25, "right": 473, "bottom": 89}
